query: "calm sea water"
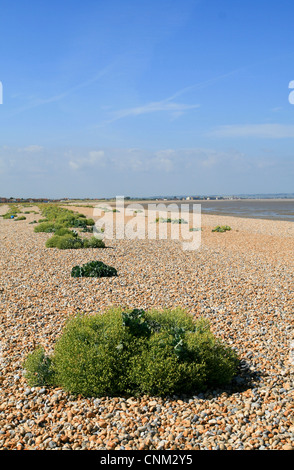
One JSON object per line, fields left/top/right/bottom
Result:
{"left": 187, "top": 199, "right": 294, "bottom": 221}
{"left": 141, "top": 199, "right": 294, "bottom": 222}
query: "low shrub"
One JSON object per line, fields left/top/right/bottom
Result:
{"left": 45, "top": 234, "right": 83, "bottom": 249}
{"left": 33, "top": 205, "right": 101, "bottom": 248}
{"left": 83, "top": 237, "right": 105, "bottom": 248}
{"left": 23, "top": 346, "right": 54, "bottom": 387}
{"left": 71, "top": 260, "right": 117, "bottom": 278}
{"left": 56, "top": 236, "right": 84, "bottom": 250}
{"left": 15, "top": 216, "right": 26, "bottom": 221}
{"left": 45, "top": 234, "right": 105, "bottom": 250}
{"left": 54, "top": 227, "right": 77, "bottom": 237}
{"left": 34, "top": 222, "right": 59, "bottom": 233}
{"left": 23, "top": 308, "right": 239, "bottom": 397}
{"left": 212, "top": 225, "right": 232, "bottom": 233}
{"left": 34, "top": 205, "right": 95, "bottom": 232}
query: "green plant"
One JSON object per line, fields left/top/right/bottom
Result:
{"left": 56, "top": 236, "right": 84, "bottom": 250}
{"left": 156, "top": 217, "right": 188, "bottom": 224}
{"left": 54, "top": 227, "right": 77, "bottom": 237}
{"left": 81, "top": 226, "right": 94, "bottom": 233}
{"left": 83, "top": 237, "right": 105, "bottom": 248}
{"left": 45, "top": 234, "right": 83, "bottom": 249}
{"left": 212, "top": 225, "right": 232, "bottom": 232}
{"left": 45, "top": 234, "right": 105, "bottom": 250}
{"left": 1, "top": 205, "right": 21, "bottom": 219}
{"left": 23, "top": 308, "right": 238, "bottom": 397}
{"left": 85, "top": 218, "right": 95, "bottom": 226}
{"left": 34, "top": 222, "right": 59, "bottom": 233}
{"left": 15, "top": 215, "right": 26, "bottom": 221}
{"left": 71, "top": 260, "right": 117, "bottom": 277}
{"left": 33, "top": 204, "right": 101, "bottom": 249}
{"left": 23, "top": 346, "right": 54, "bottom": 387}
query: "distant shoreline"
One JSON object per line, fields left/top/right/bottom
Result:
{"left": 98, "top": 198, "right": 294, "bottom": 223}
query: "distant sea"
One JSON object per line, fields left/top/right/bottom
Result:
{"left": 185, "top": 199, "right": 294, "bottom": 222}
{"left": 140, "top": 197, "right": 294, "bottom": 222}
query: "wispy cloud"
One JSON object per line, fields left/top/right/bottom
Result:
{"left": 208, "top": 123, "right": 294, "bottom": 139}
{"left": 165, "top": 68, "right": 244, "bottom": 102}
{"left": 103, "top": 67, "right": 244, "bottom": 125}
{"left": 107, "top": 100, "right": 199, "bottom": 123}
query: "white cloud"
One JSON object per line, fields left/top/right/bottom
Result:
{"left": 153, "top": 149, "right": 175, "bottom": 172}
{"left": 69, "top": 160, "right": 79, "bottom": 171}
{"left": 69, "top": 150, "right": 106, "bottom": 170}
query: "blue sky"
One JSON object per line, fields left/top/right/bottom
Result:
{"left": 0, "top": 0, "right": 294, "bottom": 198}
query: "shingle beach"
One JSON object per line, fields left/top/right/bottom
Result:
{"left": 0, "top": 204, "right": 293, "bottom": 450}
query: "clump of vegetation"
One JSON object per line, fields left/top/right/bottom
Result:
{"left": 212, "top": 225, "right": 232, "bottom": 232}
{"left": 45, "top": 233, "right": 105, "bottom": 250}
{"left": 82, "top": 237, "right": 105, "bottom": 248}
{"left": 81, "top": 226, "right": 94, "bottom": 233}
{"left": 1, "top": 205, "right": 21, "bottom": 219}
{"left": 23, "top": 347, "right": 54, "bottom": 387}
{"left": 45, "top": 234, "right": 84, "bottom": 249}
{"left": 71, "top": 260, "right": 117, "bottom": 278}
{"left": 54, "top": 227, "right": 79, "bottom": 237}
{"left": 33, "top": 204, "right": 102, "bottom": 249}
{"left": 156, "top": 217, "right": 188, "bottom": 224}
{"left": 23, "top": 308, "right": 239, "bottom": 398}
{"left": 14, "top": 215, "right": 26, "bottom": 221}
{"left": 34, "top": 204, "right": 94, "bottom": 232}
{"left": 72, "top": 217, "right": 95, "bottom": 228}
{"left": 34, "top": 222, "right": 60, "bottom": 233}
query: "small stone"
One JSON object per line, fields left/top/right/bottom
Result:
{"left": 282, "top": 444, "right": 294, "bottom": 451}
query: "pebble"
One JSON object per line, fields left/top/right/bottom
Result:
{"left": 0, "top": 204, "right": 293, "bottom": 450}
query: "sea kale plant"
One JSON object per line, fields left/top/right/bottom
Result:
{"left": 71, "top": 260, "right": 117, "bottom": 277}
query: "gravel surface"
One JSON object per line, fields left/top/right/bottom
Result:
{"left": 0, "top": 204, "right": 293, "bottom": 450}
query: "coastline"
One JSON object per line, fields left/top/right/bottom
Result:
{"left": 84, "top": 198, "right": 294, "bottom": 223}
